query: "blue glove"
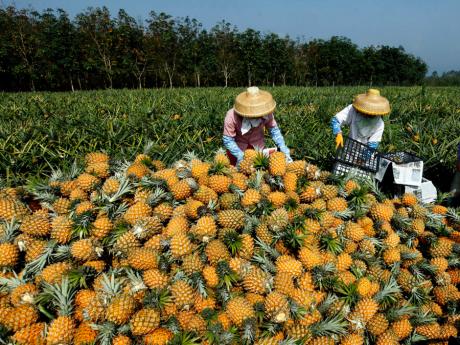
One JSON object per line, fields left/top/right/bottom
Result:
{"left": 269, "top": 126, "right": 292, "bottom": 162}
{"left": 331, "top": 117, "right": 342, "bottom": 135}
{"left": 223, "top": 136, "right": 244, "bottom": 164}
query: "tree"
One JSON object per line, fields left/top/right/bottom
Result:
{"left": 211, "top": 21, "right": 238, "bottom": 87}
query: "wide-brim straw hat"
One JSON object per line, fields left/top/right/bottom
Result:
{"left": 234, "top": 87, "right": 276, "bottom": 118}
{"left": 352, "top": 89, "right": 391, "bottom": 116}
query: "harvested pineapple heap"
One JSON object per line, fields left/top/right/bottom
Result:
{"left": 0, "top": 148, "right": 460, "bottom": 345}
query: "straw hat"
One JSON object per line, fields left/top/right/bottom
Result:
{"left": 234, "top": 87, "right": 276, "bottom": 118}
{"left": 352, "top": 89, "right": 391, "bottom": 116}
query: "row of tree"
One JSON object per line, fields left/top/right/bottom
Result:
{"left": 0, "top": 6, "right": 429, "bottom": 91}
{"left": 425, "top": 71, "right": 460, "bottom": 86}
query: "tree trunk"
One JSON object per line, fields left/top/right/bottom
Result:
{"left": 70, "top": 76, "right": 74, "bottom": 92}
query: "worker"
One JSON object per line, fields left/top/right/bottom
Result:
{"left": 223, "top": 86, "right": 292, "bottom": 165}
{"left": 450, "top": 143, "right": 460, "bottom": 203}
{"left": 332, "top": 88, "right": 391, "bottom": 150}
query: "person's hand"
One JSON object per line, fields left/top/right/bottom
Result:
{"left": 335, "top": 133, "right": 344, "bottom": 149}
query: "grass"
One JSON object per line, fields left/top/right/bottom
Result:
{"left": 1, "top": 86, "right": 460, "bottom": 189}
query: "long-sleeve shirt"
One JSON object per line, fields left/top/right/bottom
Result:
{"left": 223, "top": 108, "right": 291, "bottom": 163}
{"left": 331, "top": 104, "right": 384, "bottom": 149}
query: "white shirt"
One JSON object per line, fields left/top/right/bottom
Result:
{"left": 334, "top": 104, "right": 384, "bottom": 144}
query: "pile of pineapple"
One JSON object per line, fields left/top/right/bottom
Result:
{"left": 0, "top": 148, "right": 460, "bottom": 345}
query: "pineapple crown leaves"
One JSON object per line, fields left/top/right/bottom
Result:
{"left": 222, "top": 230, "right": 243, "bottom": 256}
{"left": 247, "top": 170, "right": 265, "bottom": 189}
{"left": 22, "top": 240, "right": 58, "bottom": 278}
{"left": 374, "top": 277, "right": 401, "bottom": 307}
{"left": 146, "top": 187, "right": 172, "bottom": 207}
{"left": 215, "top": 286, "right": 231, "bottom": 306}
{"left": 143, "top": 288, "right": 172, "bottom": 310}
{"left": 99, "top": 202, "right": 129, "bottom": 222}
{"left": 385, "top": 304, "right": 418, "bottom": 322}
{"left": 316, "top": 293, "right": 339, "bottom": 315}
{"left": 136, "top": 175, "right": 168, "bottom": 192}
{"left": 309, "top": 313, "right": 348, "bottom": 338}
{"left": 0, "top": 272, "right": 26, "bottom": 292}
{"left": 0, "top": 218, "right": 20, "bottom": 243}
{"left": 334, "top": 281, "right": 359, "bottom": 306}
{"left": 252, "top": 251, "right": 277, "bottom": 275}
{"left": 123, "top": 267, "right": 147, "bottom": 294}
{"left": 169, "top": 331, "right": 202, "bottom": 345}
{"left": 209, "top": 161, "right": 230, "bottom": 176}
{"left": 288, "top": 298, "right": 307, "bottom": 320}
{"left": 189, "top": 272, "right": 208, "bottom": 298}
{"left": 276, "top": 223, "right": 306, "bottom": 253}
{"left": 254, "top": 237, "right": 280, "bottom": 259}
{"left": 205, "top": 324, "right": 236, "bottom": 345}
{"left": 98, "top": 272, "right": 124, "bottom": 301}
{"left": 41, "top": 277, "right": 76, "bottom": 317}
{"left": 216, "top": 261, "right": 239, "bottom": 291}
{"left": 409, "top": 310, "right": 438, "bottom": 326}
{"left": 252, "top": 151, "right": 269, "bottom": 170}
{"left": 240, "top": 317, "right": 258, "bottom": 345}
{"left": 24, "top": 176, "right": 59, "bottom": 204}
{"left": 91, "top": 321, "right": 117, "bottom": 345}
{"left": 446, "top": 207, "right": 460, "bottom": 224}
{"left": 319, "top": 233, "right": 343, "bottom": 256}
{"left": 67, "top": 265, "right": 97, "bottom": 289}
{"left": 312, "top": 263, "right": 338, "bottom": 290}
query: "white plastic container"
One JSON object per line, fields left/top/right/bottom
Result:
{"left": 404, "top": 178, "right": 437, "bottom": 204}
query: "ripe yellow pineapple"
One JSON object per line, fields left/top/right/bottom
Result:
{"left": 370, "top": 203, "right": 394, "bottom": 222}
{"left": 126, "top": 163, "right": 150, "bottom": 179}
{"left": 38, "top": 262, "right": 72, "bottom": 284}
{"left": 391, "top": 319, "right": 412, "bottom": 340}
{"left": 205, "top": 239, "right": 231, "bottom": 265}
{"left": 45, "top": 278, "right": 76, "bottom": 345}
{"left": 164, "top": 216, "right": 189, "bottom": 237}
{"left": 269, "top": 151, "right": 287, "bottom": 176}
{"left": 106, "top": 293, "right": 137, "bottom": 325}
{"left": 20, "top": 214, "right": 50, "bottom": 237}
{"left": 170, "top": 232, "right": 194, "bottom": 258}
{"left": 327, "top": 197, "right": 347, "bottom": 212}
{"left": 226, "top": 297, "right": 255, "bottom": 327}
{"left": 415, "top": 323, "right": 441, "bottom": 339}
{"left": 71, "top": 238, "right": 101, "bottom": 261}
{"left": 52, "top": 197, "right": 71, "bottom": 214}
{"left": 124, "top": 201, "right": 151, "bottom": 225}
{"left": 130, "top": 308, "right": 160, "bottom": 335}
{"left": 127, "top": 247, "right": 158, "bottom": 270}
{"left": 344, "top": 222, "right": 365, "bottom": 242}
{"left": 268, "top": 208, "right": 289, "bottom": 230}
{"left": 203, "top": 265, "right": 219, "bottom": 288}
{"left": 242, "top": 267, "right": 271, "bottom": 294}
{"left": 74, "top": 322, "right": 97, "bottom": 345}
{"left": 218, "top": 209, "right": 245, "bottom": 229}
{"left": 241, "top": 188, "right": 261, "bottom": 208}
{"left": 208, "top": 175, "right": 231, "bottom": 194}
{"left": 268, "top": 191, "right": 287, "bottom": 208}
{"left": 368, "top": 313, "right": 389, "bottom": 336}
{"left": 11, "top": 322, "right": 46, "bottom": 345}
{"left": 264, "top": 291, "right": 290, "bottom": 323}
{"left": 352, "top": 298, "right": 378, "bottom": 322}
{"left": 143, "top": 269, "right": 169, "bottom": 289}
{"left": 76, "top": 173, "right": 99, "bottom": 192}
{"left": 102, "top": 178, "right": 120, "bottom": 195}
{"left": 192, "top": 216, "right": 217, "bottom": 241}
{"left": 171, "top": 280, "right": 195, "bottom": 310}
{"left": 143, "top": 328, "right": 173, "bottom": 345}
{"left": 2, "top": 304, "right": 38, "bottom": 332}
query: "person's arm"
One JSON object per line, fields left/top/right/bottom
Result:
{"left": 268, "top": 126, "right": 292, "bottom": 162}
{"left": 223, "top": 135, "right": 244, "bottom": 163}
{"left": 331, "top": 105, "right": 353, "bottom": 148}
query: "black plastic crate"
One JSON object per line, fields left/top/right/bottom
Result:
{"left": 335, "top": 137, "right": 380, "bottom": 173}
{"left": 379, "top": 151, "right": 421, "bottom": 164}
{"left": 332, "top": 161, "right": 375, "bottom": 179}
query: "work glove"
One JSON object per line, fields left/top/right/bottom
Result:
{"left": 335, "top": 133, "right": 344, "bottom": 149}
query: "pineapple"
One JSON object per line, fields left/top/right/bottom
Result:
{"left": 368, "top": 313, "right": 389, "bottom": 336}
{"left": 219, "top": 192, "right": 239, "bottom": 210}
{"left": 76, "top": 173, "right": 99, "bottom": 192}
{"left": 85, "top": 152, "right": 109, "bottom": 165}
{"left": 127, "top": 248, "right": 158, "bottom": 270}
{"left": 20, "top": 214, "right": 50, "bottom": 237}
{"left": 203, "top": 265, "right": 219, "bottom": 288}
{"left": 39, "top": 262, "right": 72, "bottom": 284}
{"left": 126, "top": 163, "right": 150, "bottom": 179}
{"left": 43, "top": 278, "right": 76, "bottom": 345}
{"left": 143, "top": 328, "right": 173, "bottom": 345}
{"left": 268, "top": 191, "right": 287, "bottom": 208}
{"left": 171, "top": 280, "right": 195, "bottom": 310}
{"left": 170, "top": 180, "right": 195, "bottom": 200}
{"left": 130, "top": 308, "right": 160, "bottom": 335}
{"left": 102, "top": 178, "right": 120, "bottom": 195}
{"left": 124, "top": 202, "right": 151, "bottom": 225}
{"left": 269, "top": 151, "right": 287, "bottom": 176}
{"left": 11, "top": 322, "right": 46, "bottom": 345}
{"left": 170, "top": 232, "right": 194, "bottom": 258}
{"left": 344, "top": 222, "right": 365, "bottom": 242}
{"left": 106, "top": 293, "right": 137, "bottom": 325}
{"left": 0, "top": 198, "right": 29, "bottom": 221}
{"left": 143, "top": 269, "right": 169, "bottom": 289}
{"left": 264, "top": 291, "right": 290, "bottom": 323}
{"left": 241, "top": 188, "right": 261, "bottom": 208}
{"left": 415, "top": 323, "right": 441, "bottom": 339}
{"left": 74, "top": 322, "right": 97, "bottom": 345}
{"left": 208, "top": 175, "right": 231, "bottom": 194}
{"left": 225, "top": 297, "right": 255, "bottom": 326}
{"left": 268, "top": 208, "right": 289, "bottom": 230}
{"left": 90, "top": 216, "right": 113, "bottom": 240}
{"left": 242, "top": 267, "right": 271, "bottom": 294}
{"left": 205, "top": 239, "right": 231, "bottom": 265}
{"left": 370, "top": 203, "right": 394, "bottom": 222}
{"left": 218, "top": 209, "right": 245, "bottom": 229}
{"left": 390, "top": 319, "right": 412, "bottom": 340}
{"left": 52, "top": 197, "right": 71, "bottom": 214}
{"left": 192, "top": 215, "right": 217, "bottom": 241}
{"left": 283, "top": 172, "right": 298, "bottom": 192}
{"left": 351, "top": 298, "right": 378, "bottom": 322}
{"left": 50, "top": 215, "right": 73, "bottom": 244}
{"left": 2, "top": 304, "right": 38, "bottom": 332}
{"left": 327, "top": 197, "right": 347, "bottom": 212}
{"left": 0, "top": 221, "right": 19, "bottom": 268}
{"left": 164, "top": 216, "right": 189, "bottom": 237}
{"left": 71, "top": 238, "right": 101, "bottom": 261}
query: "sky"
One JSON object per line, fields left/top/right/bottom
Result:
{"left": 5, "top": 0, "right": 460, "bottom": 74}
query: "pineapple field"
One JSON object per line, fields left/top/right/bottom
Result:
{"left": 0, "top": 86, "right": 460, "bottom": 344}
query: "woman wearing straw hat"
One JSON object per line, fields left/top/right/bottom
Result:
{"left": 223, "top": 86, "right": 292, "bottom": 165}
{"left": 332, "top": 88, "right": 391, "bottom": 150}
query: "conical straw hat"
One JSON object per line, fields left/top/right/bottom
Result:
{"left": 234, "top": 87, "right": 276, "bottom": 118}
{"left": 352, "top": 89, "right": 391, "bottom": 116}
